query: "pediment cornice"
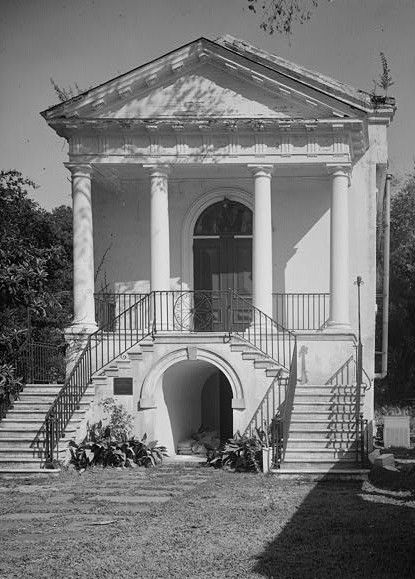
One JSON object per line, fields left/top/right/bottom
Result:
{"left": 41, "top": 36, "right": 395, "bottom": 126}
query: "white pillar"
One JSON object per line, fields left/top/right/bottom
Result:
{"left": 65, "top": 163, "right": 97, "bottom": 332}
{"left": 327, "top": 166, "right": 351, "bottom": 329}
{"left": 250, "top": 165, "right": 274, "bottom": 318}
{"left": 147, "top": 166, "right": 171, "bottom": 291}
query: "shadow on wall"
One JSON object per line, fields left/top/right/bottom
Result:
{"left": 273, "top": 181, "right": 330, "bottom": 294}
{"left": 252, "top": 469, "right": 415, "bottom": 578}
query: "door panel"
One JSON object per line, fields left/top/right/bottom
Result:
{"left": 193, "top": 239, "right": 225, "bottom": 331}
{"left": 232, "top": 238, "right": 253, "bottom": 330}
{"left": 194, "top": 237, "right": 252, "bottom": 331}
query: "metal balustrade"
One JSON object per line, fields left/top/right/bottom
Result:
{"left": 95, "top": 291, "right": 330, "bottom": 332}
{"left": 94, "top": 293, "right": 148, "bottom": 330}
{"left": 14, "top": 341, "right": 65, "bottom": 384}
{"left": 273, "top": 292, "right": 329, "bottom": 330}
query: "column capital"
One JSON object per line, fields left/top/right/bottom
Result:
{"left": 326, "top": 164, "right": 351, "bottom": 180}
{"left": 143, "top": 164, "right": 170, "bottom": 178}
{"left": 248, "top": 164, "right": 274, "bottom": 178}
{"left": 64, "top": 163, "right": 93, "bottom": 179}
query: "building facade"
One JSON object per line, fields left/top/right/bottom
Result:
{"left": 41, "top": 36, "right": 395, "bottom": 471}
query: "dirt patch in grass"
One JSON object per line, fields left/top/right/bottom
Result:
{"left": 0, "top": 465, "right": 414, "bottom": 578}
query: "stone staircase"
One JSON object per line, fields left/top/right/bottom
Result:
{"left": 0, "top": 331, "right": 367, "bottom": 477}
{"left": 279, "top": 382, "right": 368, "bottom": 477}
{"left": 0, "top": 383, "right": 94, "bottom": 475}
{"left": 229, "top": 337, "right": 287, "bottom": 379}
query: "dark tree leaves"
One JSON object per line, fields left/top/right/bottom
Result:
{"left": 0, "top": 170, "right": 73, "bottom": 361}
{"left": 247, "top": 0, "right": 331, "bottom": 36}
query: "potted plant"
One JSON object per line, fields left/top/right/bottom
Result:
{"left": 256, "top": 425, "right": 272, "bottom": 474}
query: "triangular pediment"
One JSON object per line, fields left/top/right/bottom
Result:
{"left": 42, "top": 36, "right": 378, "bottom": 125}
{"left": 82, "top": 63, "right": 344, "bottom": 120}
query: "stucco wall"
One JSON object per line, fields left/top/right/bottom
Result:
{"left": 92, "top": 172, "right": 331, "bottom": 295}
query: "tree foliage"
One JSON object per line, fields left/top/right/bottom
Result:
{"left": 0, "top": 170, "right": 72, "bottom": 363}
{"left": 372, "top": 52, "right": 395, "bottom": 98}
{"left": 50, "top": 78, "right": 87, "bottom": 103}
{"left": 247, "top": 0, "right": 332, "bottom": 35}
{"left": 377, "top": 169, "right": 415, "bottom": 402}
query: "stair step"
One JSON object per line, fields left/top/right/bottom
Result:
{"left": 241, "top": 352, "right": 264, "bottom": 360}
{"left": 20, "top": 388, "right": 62, "bottom": 396}
{"left": 266, "top": 368, "right": 283, "bottom": 377}
{"left": 294, "top": 398, "right": 361, "bottom": 407}
{"left": 295, "top": 388, "right": 358, "bottom": 396}
{"left": 293, "top": 403, "right": 358, "bottom": 412}
{"left": 275, "top": 467, "right": 369, "bottom": 479}
{"left": 283, "top": 456, "right": 357, "bottom": 464}
{"left": 290, "top": 418, "right": 357, "bottom": 425}
{"left": 291, "top": 411, "right": 357, "bottom": 421}
{"left": 0, "top": 468, "right": 60, "bottom": 476}
{"left": 0, "top": 458, "right": 45, "bottom": 469}
{"left": 288, "top": 429, "right": 358, "bottom": 440}
{"left": 6, "top": 409, "right": 85, "bottom": 420}
{"left": 230, "top": 343, "right": 258, "bottom": 352}
{"left": 0, "top": 427, "right": 76, "bottom": 439}
{"left": 0, "top": 448, "right": 46, "bottom": 458}
{"left": 285, "top": 449, "right": 359, "bottom": 460}
{"left": 254, "top": 360, "right": 278, "bottom": 369}
{"left": 0, "top": 438, "right": 44, "bottom": 449}
{"left": 286, "top": 438, "right": 357, "bottom": 450}
{"left": 0, "top": 417, "right": 81, "bottom": 427}
{"left": 24, "top": 382, "right": 63, "bottom": 390}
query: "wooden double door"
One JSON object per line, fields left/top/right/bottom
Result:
{"left": 193, "top": 236, "right": 252, "bottom": 331}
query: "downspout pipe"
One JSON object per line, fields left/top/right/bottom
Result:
{"left": 376, "top": 173, "right": 391, "bottom": 379}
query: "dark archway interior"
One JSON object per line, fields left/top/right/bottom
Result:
{"left": 201, "top": 369, "right": 233, "bottom": 441}
{"left": 162, "top": 361, "right": 233, "bottom": 452}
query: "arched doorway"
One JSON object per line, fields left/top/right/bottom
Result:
{"left": 193, "top": 199, "right": 252, "bottom": 331}
{"left": 161, "top": 360, "right": 233, "bottom": 452}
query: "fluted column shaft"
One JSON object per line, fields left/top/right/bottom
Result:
{"left": 251, "top": 165, "right": 274, "bottom": 318}
{"left": 66, "top": 163, "right": 97, "bottom": 331}
{"left": 328, "top": 166, "right": 351, "bottom": 328}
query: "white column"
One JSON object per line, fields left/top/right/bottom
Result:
{"left": 250, "top": 165, "right": 274, "bottom": 318}
{"left": 327, "top": 166, "right": 351, "bottom": 329}
{"left": 65, "top": 163, "right": 97, "bottom": 331}
{"left": 147, "top": 166, "right": 171, "bottom": 291}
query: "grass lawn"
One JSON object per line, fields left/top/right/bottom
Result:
{"left": 0, "top": 464, "right": 414, "bottom": 578}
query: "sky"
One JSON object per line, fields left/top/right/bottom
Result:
{"left": 1, "top": 0, "right": 414, "bottom": 209}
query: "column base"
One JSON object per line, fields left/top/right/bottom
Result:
{"left": 65, "top": 322, "right": 98, "bottom": 337}
{"left": 324, "top": 320, "right": 351, "bottom": 333}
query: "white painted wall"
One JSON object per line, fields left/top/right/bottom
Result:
{"left": 92, "top": 172, "right": 331, "bottom": 296}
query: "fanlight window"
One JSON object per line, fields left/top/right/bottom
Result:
{"left": 194, "top": 199, "right": 252, "bottom": 236}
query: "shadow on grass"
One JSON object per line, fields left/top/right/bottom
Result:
{"left": 253, "top": 469, "right": 415, "bottom": 579}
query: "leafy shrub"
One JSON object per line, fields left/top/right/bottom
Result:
{"left": 68, "top": 431, "right": 167, "bottom": 472}
{"left": 0, "top": 364, "right": 23, "bottom": 417}
{"left": 100, "top": 397, "right": 133, "bottom": 441}
{"left": 207, "top": 431, "right": 263, "bottom": 472}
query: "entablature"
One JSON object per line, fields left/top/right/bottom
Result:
{"left": 61, "top": 116, "right": 366, "bottom": 165}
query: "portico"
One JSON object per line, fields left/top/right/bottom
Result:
{"left": 65, "top": 158, "right": 353, "bottom": 334}
{"left": 41, "top": 34, "right": 395, "bottom": 463}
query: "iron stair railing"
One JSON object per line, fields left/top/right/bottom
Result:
{"left": 279, "top": 342, "right": 298, "bottom": 465}
{"left": 326, "top": 353, "right": 370, "bottom": 466}
{"left": 230, "top": 291, "right": 296, "bottom": 371}
{"left": 35, "top": 293, "right": 153, "bottom": 462}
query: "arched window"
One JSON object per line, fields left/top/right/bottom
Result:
{"left": 194, "top": 199, "right": 252, "bottom": 236}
